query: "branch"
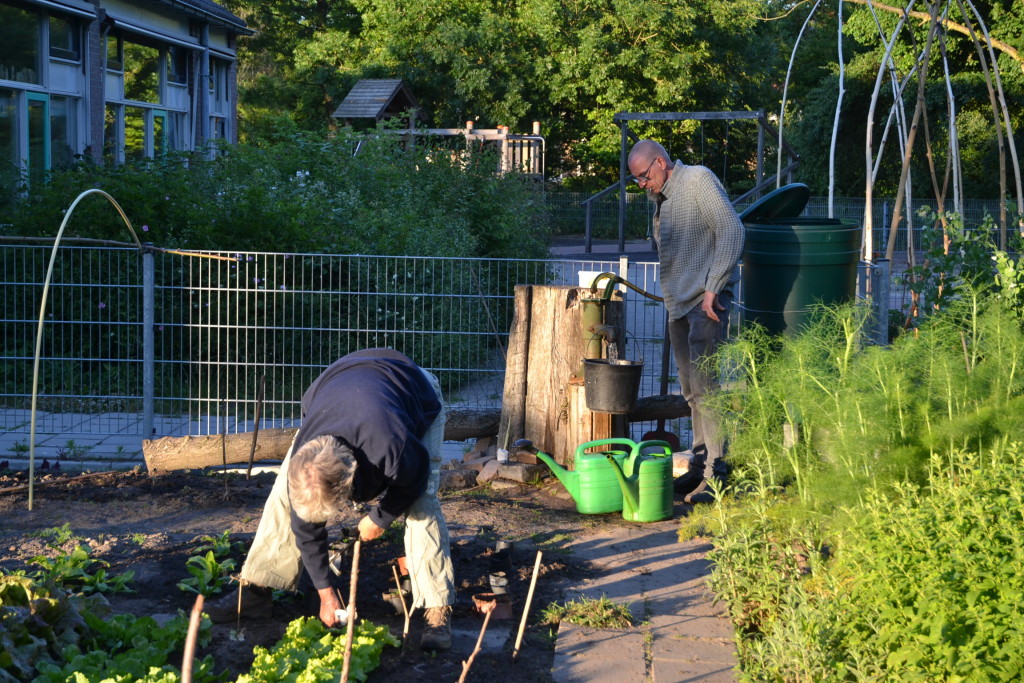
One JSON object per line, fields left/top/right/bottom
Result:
{"left": 844, "top": 0, "right": 1024, "bottom": 74}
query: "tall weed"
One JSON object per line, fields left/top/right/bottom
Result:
{"left": 711, "top": 294, "right": 1024, "bottom": 510}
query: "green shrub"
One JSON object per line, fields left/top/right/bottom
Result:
{"left": 720, "top": 447, "right": 1024, "bottom": 681}
{"left": 1, "top": 131, "right": 550, "bottom": 260}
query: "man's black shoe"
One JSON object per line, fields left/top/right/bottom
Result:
{"left": 673, "top": 471, "right": 705, "bottom": 497}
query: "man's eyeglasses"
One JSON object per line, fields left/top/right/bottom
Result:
{"left": 634, "top": 159, "right": 656, "bottom": 184}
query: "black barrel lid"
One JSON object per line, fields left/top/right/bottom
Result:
{"left": 739, "top": 183, "right": 811, "bottom": 223}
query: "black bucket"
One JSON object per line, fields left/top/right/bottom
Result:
{"left": 583, "top": 359, "right": 644, "bottom": 414}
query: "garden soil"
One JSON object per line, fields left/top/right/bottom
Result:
{"left": 0, "top": 467, "right": 629, "bottom": 682}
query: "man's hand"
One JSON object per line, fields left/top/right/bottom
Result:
{"left": 357, "top": 515, "right": 386, "bottom": 542}
{"left": 701, "top": 291, "right": 726, "bottom": 323}
{"left": 318, "top": 586, "right": 342, "bottom": 627}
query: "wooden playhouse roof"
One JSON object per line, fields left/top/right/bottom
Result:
{"left": 332, "top": 79, "right": 419, "bottom": 121}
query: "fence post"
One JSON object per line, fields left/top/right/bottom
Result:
{"left": 584, "top": 200, "right": 593, "bottom": 253}
{"left": 871, "top": 258, "right": 891, "bottom": 345}
{"left": 143, "top": 247, "right": 155, "bottom": 439}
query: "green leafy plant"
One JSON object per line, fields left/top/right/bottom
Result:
{"left": 177, "top": 551, "right": 236, "bottom": 597}
{"left": 29, "top": 544, "right": 135, "bottom": 595}
{"left": 191, "top": 530, "right": 245, "bottom": 560}
{"left": 235, "top": 616, "right": 398, "bottom": 683}
{"left": 27, "top": 523, "right": 78, "bottom": 547}
{"left": 56, "top": 439, "right": 95, "bottom": 460}
{"left": 540, "top": 595, "right": 633, "bottom": 629}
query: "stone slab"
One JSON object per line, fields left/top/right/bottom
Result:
{"left": 652, "top": 658, "right": 737, "bottom": 682}
{"left": 450, "top": 624, "right": 510, "bottom": 652}
{"left": 552, "top": 622, "right": 646, "bottom": 683}
{"left": 653, "top": 632, "right": 736, "bottom": 664}
{"left": 497, "top": 462, "right": 546, "bottom": 483}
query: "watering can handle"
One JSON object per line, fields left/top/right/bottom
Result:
{"left": 635, "top": 440, "right": 673, "bottom": 457}
{"left": 575, "top": 438, "right": 638, "bottom": 458}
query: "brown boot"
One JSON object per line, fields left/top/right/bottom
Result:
{"left": 205, "top": 584, "right": 273, "bottom": 623}
{"left": 420, "top": 605, "right": 452, "bottom": 650}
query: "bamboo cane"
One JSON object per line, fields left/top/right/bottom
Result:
{"left": 512, "top": 551, "right": 543, "bottom": 660}
{"left": 392, "top": 564, "right": 411, "bottom": 645}
{"left": 181, "top": 594, "right": 205, "bottom": 683}
{"left": 340, "top": 540, "right": 361, "bottom": 683}
{"left": 458, "top": 603, "right": 495, "bottom": 683}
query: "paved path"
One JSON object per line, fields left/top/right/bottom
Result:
{"left": 553, "top": 510, "right": 737, "bottom": 682}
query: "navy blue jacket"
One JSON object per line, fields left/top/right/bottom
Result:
{"left": 289, "top": 348, "right": 441, "bottom": 589}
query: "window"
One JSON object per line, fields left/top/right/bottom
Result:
{"left": 27, "top": 93, "right": 47, "bottom": 187}
{"left": 123, "top": 40, "right": 160, "bottom": 103}
{"left": 167, "top": 45, "right": 188, "bottom": 85}
{"left": 49, "top": 95, "right": 75, "bottom": 168}
{"left": 124, "top": 105, "right": 145, "bottom": 161}
{"left": 0, "top": 89, "right": 17, "bottom": 176}
{"left": 104, "top": 104, "right": 119, "bottom": 161}
{"left": 48, "top": 15, "right": 80, "bottom": 62}
{"left": 0, "top": 4, "right": 41, "bottom": 84}
{"left": 106, "top": 34, "right": 123, "bottom": 72}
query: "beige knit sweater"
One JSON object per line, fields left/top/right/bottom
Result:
{"left": 653, "top": 162, "right": 745, "bottom": 320}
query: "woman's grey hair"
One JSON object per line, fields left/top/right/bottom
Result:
{"left": 287, "top": 434, "right": 357, "bottom": 524}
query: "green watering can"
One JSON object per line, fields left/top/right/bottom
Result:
{"left": 514, "top": 438, "right": 637, "bottom": 514}
{"left": 606, "top": 440, "right": 674, "bottom": 523}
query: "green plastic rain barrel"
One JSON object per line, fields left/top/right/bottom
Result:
{"left": 740, "top": 183, "right": 863, "bottom": 336}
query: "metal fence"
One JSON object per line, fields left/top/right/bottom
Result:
{"left": 0, "top": 243, "right": 890, "bottom": 469}
{"left": 0, "top": 245, "right": 639, "bottom": 466}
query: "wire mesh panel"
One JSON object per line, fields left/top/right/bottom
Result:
{"left": 1, "top": 243, "right": 888, "bottom": 466}
{"left": 1, "top": 245, "right": 146, "bottom": 465}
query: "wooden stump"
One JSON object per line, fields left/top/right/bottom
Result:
{"left": 500, "top": 285, "right": 627, "bottom": 466}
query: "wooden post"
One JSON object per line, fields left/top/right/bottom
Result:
{"left": 499, "top": 285, "right": 532, "bottom": 451}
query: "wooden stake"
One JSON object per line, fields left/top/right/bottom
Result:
{"left": 392, "top": 564, "right": 411, "bottom": 645}
{"left": 458, "top": 602, "right": 495, "bottom": 683}
{"left": 512, "top": 551, "right": 543, "bottom": 660}
{"left": 246, "top": 374, "right": 266, "bottom": 480}
{"left": 340, "top": 540, "right": 361, "bottom": 683}
{"left": 181, "top": 594, "right": 205, "bottom": 683}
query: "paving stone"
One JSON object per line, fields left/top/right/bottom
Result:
{"left": 652, "top": 658, "right": 737, "bottom": 682}
{"left": 650, "top": 614, "right": 734, "bottom": 641}
{"left": 462, "top": 454, "right": 496, "bottom": 472}
{"left": 478, "top": 459, "right": 502, "bottom": 482}
{"left": 653, "top": 633, "right": 737, "bottom": 664}
{"left": 450, "top": 625, "right": 510, "bottom": 652}
{"left": 497, "top": 462, "right": 546, "bottom": 483}
{"left": 551, "top": 623, "right": 646, "bottom": 683}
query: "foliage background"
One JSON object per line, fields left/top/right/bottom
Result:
{"left": 220, "top": 0, "right": 1024, "bottom": 199}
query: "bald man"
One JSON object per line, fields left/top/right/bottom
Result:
{"left": 628, "top": 139, "right": 744, "bottom": 503}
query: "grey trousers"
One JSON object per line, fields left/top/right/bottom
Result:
{"left": 239, "top": 369, "right": 455, "bottom": 610}
{"left": 667, "top": 294, "right": 731, "bottom": 479}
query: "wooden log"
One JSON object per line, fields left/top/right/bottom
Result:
{"left": 143, "top": 408, "right": 505, "bottom": 473}
{"left": 143, "top": 428, "right": 298, "bottom": 473}
{"left": 141, "top": 392, "right": 687, "bottom": 474}
{"left": 628, "top": 395, "right": 691, "bottom": 422}
{"left": 443, "top": 408, "right": 502, "bottom": 442}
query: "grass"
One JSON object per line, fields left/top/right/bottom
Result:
{"left": 541, "top": 595, "right": 634, "bottom": 629}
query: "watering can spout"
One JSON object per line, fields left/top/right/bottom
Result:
{"left": 514, "top": 439, "right": 580, "bottom": 500}
{"left": 604, "top": 454, "right": 639, "bottom": 512}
